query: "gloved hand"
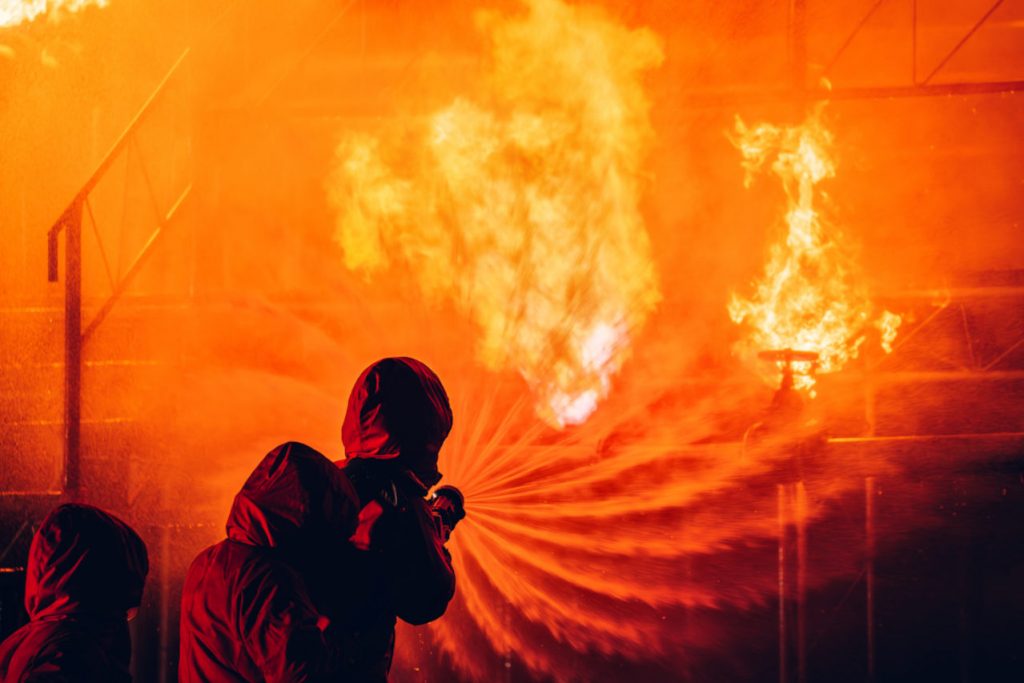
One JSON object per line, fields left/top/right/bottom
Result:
{"left": 430, "top": 485, "right": 465, "bottom": 541}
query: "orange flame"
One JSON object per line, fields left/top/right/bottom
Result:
{"left": 728, "top": 107, "right": 900, "bottom": 391}
{"left": 327, "top": 0, "right": 663, "bottom": 428}
{"left": 0, "top": 0, "right": 109, "bottom": 28}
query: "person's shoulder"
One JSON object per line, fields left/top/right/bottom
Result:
{"left": 10, "top": 621, "right": 122, "bottom": 682}
{"left": 182, "top": 538, "right": 269, "bottom": 605}
{"left": 188, "top": 538, "right": 298, "bottom": 591}
{"left": 184, "top": 539, "right": 232, "bottom": 578}
{"left": 225, "top": 542, "right": 303, "bottom": 592}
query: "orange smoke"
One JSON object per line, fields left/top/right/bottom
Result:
{"left": 0, "top": 0, "right": 108, "bottom": 28}
{"left": 327, "top": 0, "right": 663, "bottom": 428}
{"left": 728, "top": 106, "right": 900, "bottom": 391}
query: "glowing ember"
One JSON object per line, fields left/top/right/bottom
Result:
{"left": 728, "top": 107, "right": 900, "bottom": 391}
{"left": 0, "top": 0, "right": 108, "bottom": 28}
{"left": 327, "top": 0, "right": 663, "bottom": 428}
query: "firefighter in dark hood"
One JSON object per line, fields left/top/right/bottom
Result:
{"left": 328, "top": 356, "right": 464, "bottom": 682}
{"left": 178, "top": 441, "right": 359, "bottom": 683}
{"left": 0, "top": 503, "right": 149, "bottom": 683}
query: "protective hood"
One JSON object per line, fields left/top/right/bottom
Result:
{"left": 25, "top": 504, "right": 148, "bottom": 621}
{"left": 341, "top": 357, "right": 453, "bottom": 474}
{"left": 227, "top": 441, "right": 358, "bottom": 550}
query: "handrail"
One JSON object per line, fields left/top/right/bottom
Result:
{"left": 44, "top": 47, "right": 193, "bottom": 502}
{"left": 46, "top": 47, "right": 190, "bottom": 282}
{"left": 81, "top": 182, "right": 192, "bottom": 342}
{"left": 38, "top": 0, "right": 345, "bottom": 504}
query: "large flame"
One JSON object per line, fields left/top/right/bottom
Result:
{"left": 327, "top": 0, "right": 663, "bottom": 428}
{"left": 728, "top": 107, "right": 900, "bottom": 391}
{"left": 0, "top": 0, "right": 108, "bottom": 28}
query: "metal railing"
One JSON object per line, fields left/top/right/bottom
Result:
{"left": 45, "top": 48, "right": 193, "bottom": 501}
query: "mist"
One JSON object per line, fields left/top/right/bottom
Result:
{"left": 1, "top": 1, "right": 1022, "bottom": 681}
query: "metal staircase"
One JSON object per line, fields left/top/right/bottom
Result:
{"left": 1, "top": 4, "right": 368, "bottom": 679}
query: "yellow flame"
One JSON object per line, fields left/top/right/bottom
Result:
{"left": 875, "top": 309, "right": 901, "bottom": 354}
{"left": 0, "top": 0, "right": 108, "bottom": 28}
{"left": 327, "top": 0, "right": 663, "bottom": 427}
{"left": 728, "top": 107, "right": 900, "bottom": 391}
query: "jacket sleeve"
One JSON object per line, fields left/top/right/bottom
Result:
{"left": 237, "top": 560, "right": 340, "bottom": 683}
{"left": 380, "top": 496, "right": 456, "bottom": 625}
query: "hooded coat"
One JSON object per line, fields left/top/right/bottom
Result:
{"left": 0, "top": 503, "right": 149, "bottom": 683}
{"left": 179, "top": 442, "right": 359, "bottom": 683}
{"left": 327, "top": 357, "right": 457, "bottom": 682}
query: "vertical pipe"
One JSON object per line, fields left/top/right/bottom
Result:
{"left": 64, "top": 203, "right": 83, "bottom": 502}
{"left": 158, "top": 525, "right": 171, "bottom": 683}
{"left": 795, "top": 482, "right": 807, "bottom": 683}
{"left": 778, "top": 483, "right": 788, "bottom": 683}
{"left": 865, "top": 477, "right": 876, "bottom": 682}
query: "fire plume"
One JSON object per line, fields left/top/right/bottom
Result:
{"left": 327, "top": 0, "right": 663, "bottom": 428}
{"left": 728, "top": 108, "right": 900, "bottom": 391}
{"left": 0, "top": 0, "right": 108, "bottom": 28}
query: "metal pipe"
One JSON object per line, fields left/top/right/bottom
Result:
{"left": 158, "top": 525, "right": 171, "bottom": 683}
{"left": 865, "top": 477, "right": 876, "bottom": 682}
{"left": 676, "top": 79, "right": 1024, "bottom": 109}
{"left": 63, "top": 203, "right": 83, "bottom": 502}
{"left": 796, "top": 482, "right": 807, "bottom": 683}
{"left": 815, "top": 80, "right": 1024, "bottom": 101}
{"left": 778, "top": 483, "right": 788, "bottom": 683}
{"left": 830, "top": 432, "right": 1024, "bottom": 445}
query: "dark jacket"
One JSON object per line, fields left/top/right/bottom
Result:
{"left": 179, "top": 442, "right": 359, "bottom": 683}
{"left": 0, "top": 504, "right": 149, "bottom": 683}
{"left": 329, "top": 357, "right": 457, "bottom": 681}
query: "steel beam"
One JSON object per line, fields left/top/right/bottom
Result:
{"left": 677, "top": 80, "right": 1024, "bottom": 109}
